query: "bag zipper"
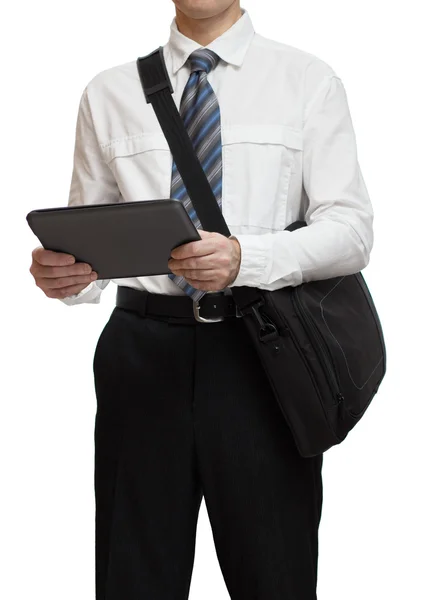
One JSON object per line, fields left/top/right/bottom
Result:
{"left": 292, "top": 290, "right": 344, "bottom": 406}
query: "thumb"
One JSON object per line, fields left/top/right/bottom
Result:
{"left": 197, "top": 229, "right": 215, "bottom": 238}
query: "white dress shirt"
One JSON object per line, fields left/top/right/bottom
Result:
{"left": 62, "top": 6, "right": 374, "bottom": 306}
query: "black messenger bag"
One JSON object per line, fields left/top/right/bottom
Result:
{"left": 136, "top": 47, "right": 387, "bottom": 457}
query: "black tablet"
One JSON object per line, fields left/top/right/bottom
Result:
{"left": 26, "top": 199, "right": 201, "bottom": 280}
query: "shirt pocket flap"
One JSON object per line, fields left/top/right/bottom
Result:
{"left": 101, "top": 132, "right": 170, "bottom": 163}
{"left": 222, "top": 124, "right": 303, "bottom": 150}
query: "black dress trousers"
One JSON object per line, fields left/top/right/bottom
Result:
{"left": 93, "top": 303, "right": 323, "bottom": 600}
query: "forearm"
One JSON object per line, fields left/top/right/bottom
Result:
{"left": 229, "top": 203, "right": 373, "bottom": 290}
{"left": 59, "top": 85, "right": 120, "bottom": 306}
{"left": 228, "top": 69, "right": 375, "bottom": 292}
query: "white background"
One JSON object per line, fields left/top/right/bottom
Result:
{"left": 2, "top": 0, "right": 435, "bottom": 598}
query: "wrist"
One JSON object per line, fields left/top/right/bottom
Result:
{"left": 229, "top": 235, "right": 242, "bottom": 281}
{"left": 229, "top": 234, "right": 241, "bottom": 257}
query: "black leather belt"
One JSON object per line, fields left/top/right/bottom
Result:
{"left": 116, "top": 285, "right": 243, "bottom": 323}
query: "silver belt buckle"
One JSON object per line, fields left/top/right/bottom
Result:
{"left": 193, "top": 295, "right": 225, "bottom": 323}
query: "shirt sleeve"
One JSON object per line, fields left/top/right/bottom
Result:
{"left": 60, "top": 85, "right": 122, "bottom": 306}
{"left": 228, "top": 71, "right": 374, "bottom": 291}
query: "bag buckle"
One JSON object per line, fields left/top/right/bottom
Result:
{"left": 137, "top": 47, "right": 174, "bottom": 104}
{"left": 250, "top": 302, "right": 279, "bottom": 342}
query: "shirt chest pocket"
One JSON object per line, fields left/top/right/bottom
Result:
{"left": 221, "top": 124, "right": 303, "bottom": 232}
{"left": 101, "top": 125, "right": 303, "bottom": 233}
{"left": 102, "top": 133, "right": 172, "bottom": 202}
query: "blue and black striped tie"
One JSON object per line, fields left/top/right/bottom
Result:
{"left": 168, "top": 48, "right": 222, "bottom": 301}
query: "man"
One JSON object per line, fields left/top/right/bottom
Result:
{"left": 29, "top": 1, "right": 374, "bottom": 598}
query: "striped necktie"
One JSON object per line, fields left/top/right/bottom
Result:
{"left": 168, "top": 48, "right": 222, "bottom": 301}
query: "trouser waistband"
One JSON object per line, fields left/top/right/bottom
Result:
{"left": 115, "top": 285, "right": 243, "bottom": 324}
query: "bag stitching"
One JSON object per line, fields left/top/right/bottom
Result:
{"left": 317, "top": 276, "right": 384, "bottom": 390}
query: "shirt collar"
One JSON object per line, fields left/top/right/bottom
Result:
{"left": 166, "top": 6, "right": 255, "bottom": 75}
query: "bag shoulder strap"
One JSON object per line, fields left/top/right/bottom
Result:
{"left": 137, "top": 47, "right": 229, "bottom": 237}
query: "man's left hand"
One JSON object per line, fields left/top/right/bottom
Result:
{"left": 168, "top": 230, "right": 241, "bottom": 292}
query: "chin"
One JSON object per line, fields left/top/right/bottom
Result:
{"left": 173, "top": 0, "right": 237, "bottom": 19}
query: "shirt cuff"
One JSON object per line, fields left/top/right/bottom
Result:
{"left": 228, "top": 233, "right": 269, "bottom": 288}
{"left": 60, "top": 281, "right": 102, "bottom": 306}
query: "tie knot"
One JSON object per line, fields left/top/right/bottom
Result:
{"left": 188, "top": 48, "right": 220, "bottom": 74}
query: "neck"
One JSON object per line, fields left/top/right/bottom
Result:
{"left": 174, "top": 2, "right": 242, "bottom": 46}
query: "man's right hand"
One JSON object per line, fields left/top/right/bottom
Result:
{"left": 30, "top": 247, "right": 98, "bottom": 299}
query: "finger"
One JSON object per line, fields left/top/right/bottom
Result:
{"left": 170, "top": 238, "right": 217, "bottom": 260}
{"left": 168, "top": 254, "right": 219, "bottom": 271}
{"left": 33, "top": 247, "right": 76, "bottom": 267}
{"left": 171, "top": 269, "right": 218, "bottom": 281}
{"left": 32, "top": 262, "right": 94, "bottom": 279}
{"left": 184, "top": 278, "right": 222, "bottom": 292}
{"left": 38, "top": 272, "right": 98, "bottom": 290}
